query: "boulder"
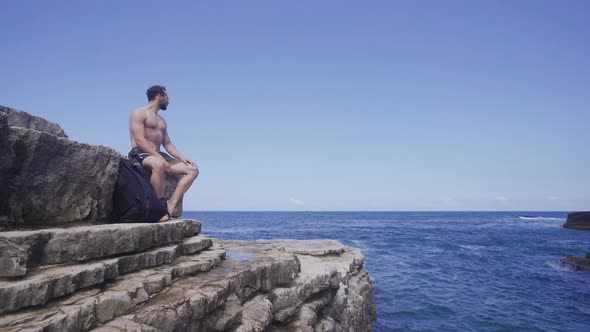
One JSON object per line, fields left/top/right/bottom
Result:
{"left": 0, "top": 105, "right": 67, "bottom": 138}
{"left": 0, "top": 119, "right": 120, "bottom": 227}
{"left": 0, "top": 105, "right": 184, "bottom": 227}
{"left": 563, "top": 212, "right": 590, "bottom": 230}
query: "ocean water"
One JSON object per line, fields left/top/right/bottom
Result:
{"left": 183, "top": 211, "right": 590, "bottom": 331}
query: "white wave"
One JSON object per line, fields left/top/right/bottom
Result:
{"left": 519, "top": 216, "right": 564, "bottom": 220}
{"left": 546, "top": 260, "right": 575, "bottom": 272}
{"left": 460, "top": 245, "right": 487, "bottom": 251}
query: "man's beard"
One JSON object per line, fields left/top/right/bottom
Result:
{"left": 160, "top": 102, "right": 168, "bottom": 110}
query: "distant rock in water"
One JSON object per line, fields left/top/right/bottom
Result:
{"left": 562, "top": 254, "right": 590, "bottom": 271}
{"left": 562, "top": 212, "right": 590, "bottom": 272}
{"left": 563, "top": 211, "right": 590, "bottom": 230}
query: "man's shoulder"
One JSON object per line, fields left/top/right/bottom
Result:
{"left": 131, "top": 106, "right": 148, "bottom": 118}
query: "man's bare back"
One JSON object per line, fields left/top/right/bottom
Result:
{"left": 128, "top": 85, "right": 199, "bottom": 222}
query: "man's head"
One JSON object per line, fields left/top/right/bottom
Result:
{"left": 146, "top": 85, "right": 169, "bottom": 110}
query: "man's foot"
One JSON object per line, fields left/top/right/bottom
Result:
{"left": 167, "top": 201, "right": 180, "bottom": 219}
{"left": 158, "top": 213, "right": 171, "bottom": 222}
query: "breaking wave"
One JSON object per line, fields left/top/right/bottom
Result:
{"left": 519, "top": 216, "right": 564, "bottom": 220}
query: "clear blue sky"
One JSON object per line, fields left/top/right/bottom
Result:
{"left": 2, "top": 1, "right": 589, "bottom": 211}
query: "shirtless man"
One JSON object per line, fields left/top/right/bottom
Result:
{"left": 129, "top": 85, "right": 199, "bottom": 221}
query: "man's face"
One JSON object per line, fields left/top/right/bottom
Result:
{"left": 158, "top": 91, "right": 170, "bottom": 110}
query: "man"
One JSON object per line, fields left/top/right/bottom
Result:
{"left": 128, "top": 85, "right": 199, "bottom": 221}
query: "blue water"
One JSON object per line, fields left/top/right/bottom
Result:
{"left": 183, "top": 211, "right": 590, "bottom": 331}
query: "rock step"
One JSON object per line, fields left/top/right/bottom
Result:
{"left": 0, "top": 242, "right": 227, "bottom": 332}
{"left": 0, "top": 219, "right": 201, "bottom": 277}
{"left": 0, "top": 235, "right": 213, "bottom": 314}
{"left": 1, "top": 239, "right": 376, "bottom": 332}
{"left": 107, "top": 246, "right": 300, "bottom": 332}
{"left": 94, "top": 240, "right": 368, "bottom": 332}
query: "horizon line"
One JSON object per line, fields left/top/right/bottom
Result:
{"left": 183, "top": 210, "right": 573, "bottom": 213}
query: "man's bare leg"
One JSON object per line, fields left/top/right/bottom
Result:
{"left": 141, "top": 156, "right": 169, "bottom": 221}
{"left": 142, "top": 156, "right": 167, "bottom": 198}
{"left": 168, "top": 163, "right": 199, "bottom": 217}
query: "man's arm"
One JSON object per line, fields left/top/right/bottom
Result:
{"left": 162, "top": 129, "right": 196, "bottom": 166}
{"left": 129, "top": 109, "right": 166, "bottom": 160}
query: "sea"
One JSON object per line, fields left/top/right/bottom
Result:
{"left": 183, "top": 211, "right": 590, "bottom": 332}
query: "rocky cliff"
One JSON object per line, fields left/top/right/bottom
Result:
{"left": 0, "top": 106, "right": 182, "bottom": 228}
{"left": 0, "top": 106, "right": 376, "bottom": 331}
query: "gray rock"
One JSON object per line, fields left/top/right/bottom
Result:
{"left": 0, "top": 219, "right": 201, "bottom": 277}
{"left": 205, "top": 293, "right": 243, "bottom": 331}
{"left": 0, "top": 243, "right": 226, "bottom": 331}
{"left": 257, "top": 239, "right": 346, "bottom": 256}
{"left": 232, "top": 295, "right": 273, "bottom": 332}
{"left": 314, "top": 317, "right": 336, "bottom": 332}
{"left": 0, "top": 233, "right": 211, "bottom": 314}
{"left": 132, "top": 245, "right": 299, "bottom": 330}
{"left": 94, "top": 315, "right": 159, "bottom": 332}
{"left": 563, "top": 211, "right": 590, "bottom": 230}
{"left": 0, "top": 237, "right": 30, "bottom": 276}
{"left": 0, "top": 289, "right": 99, "bottom": 332}
{"left": 95, "top": 291, "right": 133, "bottom": 324}
{"left": 0, "top": 111, "right": 11, "bottom": 226}
{"left": 1, "top": 125, "right": 120, "bottom": 227}
{"left": 286, "top": 289, "right": 335, "bottom": 331}
{"left": 0, "top": 105, "right": 67, "bottom": 138}
{"left": 181, "top": 235, "right": 213, "bottom": 255}
{"left": 269, "top": 246, "right": 365, "bottom": 322}
{"left": 0, "top": 238, "right": 376, "bottom": 332}
{"left": 339, "top": 270, "right": 377, "bottom": 330}
{"left": 142, "top": 273, "right": 172, "bottom": 294}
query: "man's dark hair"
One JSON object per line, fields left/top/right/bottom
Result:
{"left": 146, "top": 85, "right": 167, "bottom": 101}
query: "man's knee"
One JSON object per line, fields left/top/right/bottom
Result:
{"left": 187, "top": 165, "right": 199, "bottom": 179}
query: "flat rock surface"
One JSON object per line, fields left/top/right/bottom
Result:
{"left": 246, "top": 239, "right": 346, "bottom": 256}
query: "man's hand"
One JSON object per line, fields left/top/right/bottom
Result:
{"left": 181, "top": 158, "right": 197, "bottom": 167}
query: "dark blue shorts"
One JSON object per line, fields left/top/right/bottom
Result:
{"left": 128, "top": 148, "right": 180, "bottom": 165}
